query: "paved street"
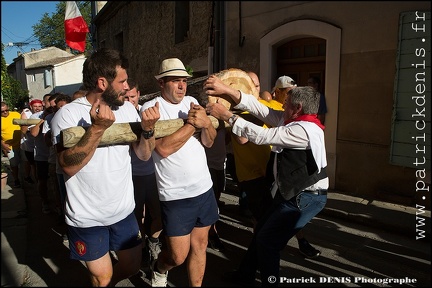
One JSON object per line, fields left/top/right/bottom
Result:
{"left": 1, "top": 156, "right": 431, "bottom": 287}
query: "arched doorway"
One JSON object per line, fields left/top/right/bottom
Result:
{"left": 259, "top": 20, "right": 341, "bottom": 189}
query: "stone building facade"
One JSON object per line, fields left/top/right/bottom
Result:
{"left": 92, "top": 1, "right": 431, "bottom": 208}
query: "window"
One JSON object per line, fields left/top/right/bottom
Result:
{"left": 28, "top": 74, "right": 35, "bottom": 82}
{"left": 390, "top": 11, "right": 430, "bottom": 170}
{"left": 44, "top": 70, "right": 52, "bottom": 87}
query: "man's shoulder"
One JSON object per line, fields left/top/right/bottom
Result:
{"left": 30, "top": 111, "right": 43, "bottom": 119}
{"left": 10, "top": 111, "right": 21, "bottom": 117}
{"left": 142, "top": 97, "right": 160, "bottom": 107}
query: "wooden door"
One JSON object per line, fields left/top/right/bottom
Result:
{"left": 276, "top": 37, "right": 326, "bottom": 91}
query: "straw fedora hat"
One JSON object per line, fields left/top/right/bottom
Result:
{"left": 155, "top": 58, "right": 192, "bottom": 80}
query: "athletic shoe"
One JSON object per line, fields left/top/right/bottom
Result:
{"left": 298, "top": 239, "right": 320, "bottom": 258}
{"left": 150, "top": 260, "right": 168, "bottom": 287}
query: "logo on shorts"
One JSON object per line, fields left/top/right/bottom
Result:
{"left": 75, "top": 240, "right": 87, "bottom": 256}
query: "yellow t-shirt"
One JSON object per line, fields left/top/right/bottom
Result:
{"left": 1, "top": 111, "right": 22, "bottom": 148}
{"left": 262, "top": 99, "right": 283, "bottom": 128}
{"left": 229, "top": 98, "right": 274, "bottom": 182}
{"left": 230, "top": 130, "right": 271, "bottom": 182}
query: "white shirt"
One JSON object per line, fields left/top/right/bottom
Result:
{"left": 51, "top": 97, "right": 140, "bottom": 227}
{"left": 141, "top": 96, "right": 213, "bottom": 201}
{"left": 231, "top": 92, "right": 329, "bottom": 193}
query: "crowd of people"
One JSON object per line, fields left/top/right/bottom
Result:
{"left": 1, "top": 48, "right": 328, "bottom": 287}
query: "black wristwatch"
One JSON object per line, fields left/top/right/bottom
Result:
{"left": 142, "top": 129, "right": 154, "bottom": 139}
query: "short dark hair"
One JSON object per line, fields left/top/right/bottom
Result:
{"left": 55, "top": 93, "right": 72, "bottom": 105}
{"left": 127, "top": 78, "right": 139, "bottom": 91}
{"left": 82, "top": 48, "right": 129, "bottom": 91}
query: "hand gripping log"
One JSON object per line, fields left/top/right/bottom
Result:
{"left": 60, "top": 116, "right": 220, "bottom": 148}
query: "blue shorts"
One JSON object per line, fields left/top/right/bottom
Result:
{"left": 67, "top": 212, "right": 143, "bottom": 261}
{"left": 160, "top": 188, "right": 219, "bottom": 237}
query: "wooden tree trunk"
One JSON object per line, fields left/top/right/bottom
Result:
{"left": 61, "top": 116, "right": 220, "bottom": 148}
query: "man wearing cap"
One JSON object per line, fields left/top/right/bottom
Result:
{"left": 141, "top": 58, "right": 218, "bottom": 287}
{"left": 205, "top": 76, "right": 328, "bottom": 286}
{"left": 271, "top": 75, "right": 297, "bottom": 110}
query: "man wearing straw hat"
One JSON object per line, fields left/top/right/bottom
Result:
{"left": 141, "top": 58, "right": 218, "bottom": 287}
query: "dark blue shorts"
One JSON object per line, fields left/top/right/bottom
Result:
{"left": 67, "top": 212, "right": 143, "bottom": 261}
{"left": 160, "top": 188, "right": 219, "bottom": 237}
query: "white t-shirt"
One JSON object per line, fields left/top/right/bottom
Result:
{"left": 50, "top": 97, "right": 140, "bottom": 228}
{"left": 141, "top": 96, "right": 213, "bottom": 201}
{"left": 30, "top": 111, "right": 50, "bottom": 161}
{"left": 20, "top": 109, "right": 35, "bottom": 152}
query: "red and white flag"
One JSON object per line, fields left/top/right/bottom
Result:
{"left": 64, "top": 1, "right": 89, "bottom": 52}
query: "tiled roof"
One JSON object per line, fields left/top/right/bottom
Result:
{"left": 25, "top": 55, "right": 80, "bottom": 69}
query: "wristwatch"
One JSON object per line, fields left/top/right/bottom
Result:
{"left": 228, "top": 114, "right": 239, "bottom": 126}
{"left": 142, "top": 129, "right": 154, "bottom": 139}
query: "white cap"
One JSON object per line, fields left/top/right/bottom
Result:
{"left": 272, "top": 76, "right": 296, "bottom": 93}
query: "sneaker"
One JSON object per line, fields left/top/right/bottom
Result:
{"left": 150, "top": 260, "right": 168, "bottom": 287}
{"left": 208, "top": 234, "right": 225, "bottom": 252}
{"left": 298, "top": 239, "right": 320, "bottom": 259}
{"left": 13, "top": 180, "right": 21, "bottom": 188}
{"left": 147, "top": 238, "right": 162, "bottom": 263}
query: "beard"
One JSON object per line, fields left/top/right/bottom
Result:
{"left": 101, "top": 85, "right": 125, "bottom": 107}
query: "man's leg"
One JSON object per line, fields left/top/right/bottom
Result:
{"left": 257, "top": 192, "right": 327, "bottom": 286}
{"left": 188, "top": 226, "right": 211, "bottom": 287}
{"left": 158, "top": 235, "right": 190, "bottom": 271}
{"left": 85, "top": 252, "right": 114, "bottom": 287}
{"left": 110, "top": 245, "right": 142, "bottom": 286}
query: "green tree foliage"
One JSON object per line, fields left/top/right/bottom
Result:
{"left": 33, "top": 1, "right": 92, "bottom": 55}
{"left": 1, "top": 44, "right": 29, "bottom": 110}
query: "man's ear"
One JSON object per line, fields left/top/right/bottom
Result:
{"left": 296, "top": 103, "right": 303, "bottom": 114}
{"left": 157, "top": 79, "right": 164, "bottom": 89}
{"left": 97, "top": 77, "right": 108, "bottom": 91}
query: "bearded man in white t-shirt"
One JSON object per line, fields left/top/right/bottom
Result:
{"left": 50, "top": 48, "right": 160, "bottom": 287}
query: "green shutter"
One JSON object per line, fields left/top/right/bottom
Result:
{"left": 390, "top": 11, "right": 431, "bottom": 169}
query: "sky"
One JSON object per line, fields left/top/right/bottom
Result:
{"left": 1, "top": 1, "right": 59, "bottom": 65}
